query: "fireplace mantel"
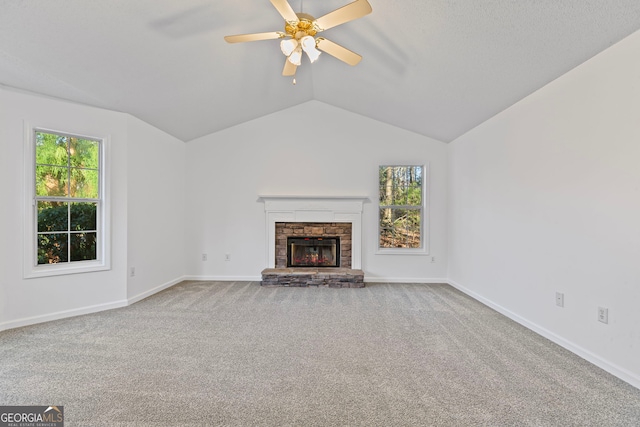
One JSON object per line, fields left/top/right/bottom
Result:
{"left": 259, "top": 196, "right": 368, "bottom": 269}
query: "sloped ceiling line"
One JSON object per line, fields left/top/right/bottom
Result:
{"left": 1, "top": 0, "right": 640, "bottom": 142}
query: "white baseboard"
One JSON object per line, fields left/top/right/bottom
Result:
{"left": 447, "top": 279, "right": 640, "bottom": 391}
{"left": 0, "top": 299, "right": 128, "bottom": 332}
{"left": 0, "top": 276, "right": 187, "bottom": 333}
{"left": 183, "top": 275, "right": 262, "bottom": 282}
{"left": 127, "top": 276, "right": 186, "bottom": 305}
{"left": 365, "top": 277, "right": 449, "bottom": 284}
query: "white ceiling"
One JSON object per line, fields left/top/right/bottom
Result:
{"left": 2, "top": 0, "right": 640, "bottom": 143}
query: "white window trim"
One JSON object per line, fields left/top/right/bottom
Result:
{"left": 23, "top": 122, "right": 111, "bottom": 278}
{"left": 375, "top": 163, "right": 430, "bottom": 256}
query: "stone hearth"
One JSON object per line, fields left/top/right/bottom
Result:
{"left": 261, "top": 268, "right": 364, "bottom": 288}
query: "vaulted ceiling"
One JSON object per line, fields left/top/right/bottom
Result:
{"left": 2, "top": 0, "right": 640, "bottom": 143}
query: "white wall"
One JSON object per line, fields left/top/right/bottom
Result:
{"left": 0, "top": 86, "right": 187, "bottom": 330}
{"left": 185, "top": 101, "right": 448, "bottom": 282}
{"left": 448, "top": 30, "right": 640, "bottom": 387}
{"left": 0, "top": 86, "right": 129, "bottom": 329}
{"left": 126, "top": 116, "right": 186, "bottom": 302}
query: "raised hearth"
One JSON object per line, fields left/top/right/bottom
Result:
{"left": 261, "top": 268, "right": 364, "bottom": 288}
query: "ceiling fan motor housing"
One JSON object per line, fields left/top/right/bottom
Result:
{"left": 285, "top": 13, "right": 319, "bottom": 40}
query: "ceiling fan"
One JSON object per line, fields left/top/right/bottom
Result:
{"left": 224, "top": 0, "right": 372, "bottom": 82}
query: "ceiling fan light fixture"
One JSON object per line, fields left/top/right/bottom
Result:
{"left": 288, "top": 46, "right": 303, "bottom": 65}
{"left": 300, "top": 35, "right": 321, "bottom": 63}
{"left": 300, "top": 35, "right": 316, "bottom": 50}
{"left": 280, "top": 38, "right": 298, "bottom": 56}
{"left": 224, "top": 0, "right": 372, "bottom": 78}
{"left": 305, "top": 48, "right": 321, "bottom": 63}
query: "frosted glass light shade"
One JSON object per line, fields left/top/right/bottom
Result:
{"left": 300, "top": 35, "right": 321, "bottom": 63}
{"left": 280, "top": 39, "right": 298, "bottom": 56}
{"left": 305, "top": 47, "right": 321, "bottom": 63}
{"left": 300, "top": 36, "right": 316, "bottom": 51}
{"left": 288, "top": 46, "right": 302, "bottom": 66}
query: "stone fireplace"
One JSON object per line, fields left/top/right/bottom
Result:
{"left": 259, "top": 196, "right": 367, "bottom": 287}
{"left": 276, "top": 222, "right": 352, "bottom": 268}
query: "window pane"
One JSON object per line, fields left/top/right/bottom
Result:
{"left": 379, "top": 166, "right": 422, "bottom": 206}
{"left": 71, "top": 168, "right": 99, "bottom": 198}
{"left": 38, "top": 233, "right": 68, "bottom": 264}
{"left": 37, "top": 201, "right": 68, "bottom": 232}
{"left": 71, "top": 202, "right": 97, "bottom": 231}
{"left": 70, "top": 232, "right": 97, "bottom": 261}
{"left": 379, "top": 207, "right": 421, "bottom": 249}
{"left": 35, "top": 165, "right": 68, "bottom": 196}
{"left": 70, "top": 138, "right": 99, "bottom": 168}
{"left": 35, "top": 132, "right": 68, "bottom": 166}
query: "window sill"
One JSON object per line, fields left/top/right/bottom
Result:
{"left": 375, "top": 248, "right": 429, "bottom": 256}
{"left": 24, "top": 260, "right": 110, "bottom": 279}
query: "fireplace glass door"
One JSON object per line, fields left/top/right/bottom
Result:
{"left": 287, "top": 237, "right": 340, "bottom": 267}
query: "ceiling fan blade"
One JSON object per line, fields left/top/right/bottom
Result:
{"left": 270, "top": 0, "right": 299, "bottom": 22}
{"left": 282, "top": 58, "right": 297, "bottom": 76}
{"left": 314, "top": 0, "right": 372, "bottom": 31}
{"left": 224, "top": 32, "right": 285, "bottom": 43}
{"left": 316, "top": 38, "right": 362, "bottom": 66}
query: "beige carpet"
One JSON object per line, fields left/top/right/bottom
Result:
{"left": 1, "top": 281, "right": 639, "bottom": 426}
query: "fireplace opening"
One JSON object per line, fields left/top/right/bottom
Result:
{"left": 287, "top": 236, "right": 340, "bottom": 268}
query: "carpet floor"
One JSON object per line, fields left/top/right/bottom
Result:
{"left": 1, "top": 281, "right": 640, "bottom": 426}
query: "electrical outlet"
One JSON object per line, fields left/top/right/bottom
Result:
{"left": 598, "top": 307, "right": 608, "bottom": 324}
{"left": 555, "top": 292, "right": 564, "bottom": 307}
{"left": 202, "top": 253, "right": 207, "bottom": 261}
{"left": 225, "top": 253, "right": 231, "bottom": 261}
{"left": 130, "top": 267, "right": 135, "bottom": 277}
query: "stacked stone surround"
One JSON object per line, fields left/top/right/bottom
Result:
{"left": 261, "top": 268, "right": 364, "bottom": 288}
{"left": 262, "top": 222, "right": 363, "bottom": 287}
{"left": 275, "top": 222, "right": 352, "bottom": 269}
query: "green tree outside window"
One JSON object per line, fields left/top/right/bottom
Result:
{"left": 379, "top": 165, "right": 423, "bottom": 249}
{"left": 35, "top": 131, "right": 100, "bottom": 264}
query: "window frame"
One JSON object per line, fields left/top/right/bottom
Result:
{"left": 376, "top": 164, "right": 429, "bottom": 256}
{"left": 24, "top": 124, "right": 111, "bottom": 278}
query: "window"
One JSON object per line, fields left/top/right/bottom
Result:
{"left": 378, "top": 165, "right": 425, "bottom": 251}
{"left": 25, "top": 128, "right": 110, "bottom": 277}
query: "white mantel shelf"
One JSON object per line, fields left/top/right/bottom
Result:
{"left": 259, "top": 195, "right": 369, "bottom": 200}
{"left": 259, "top": 196, "right": 369, "bottom": 270}
{"left": 259, "top": 196, "right": 368, "bottom": 211}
